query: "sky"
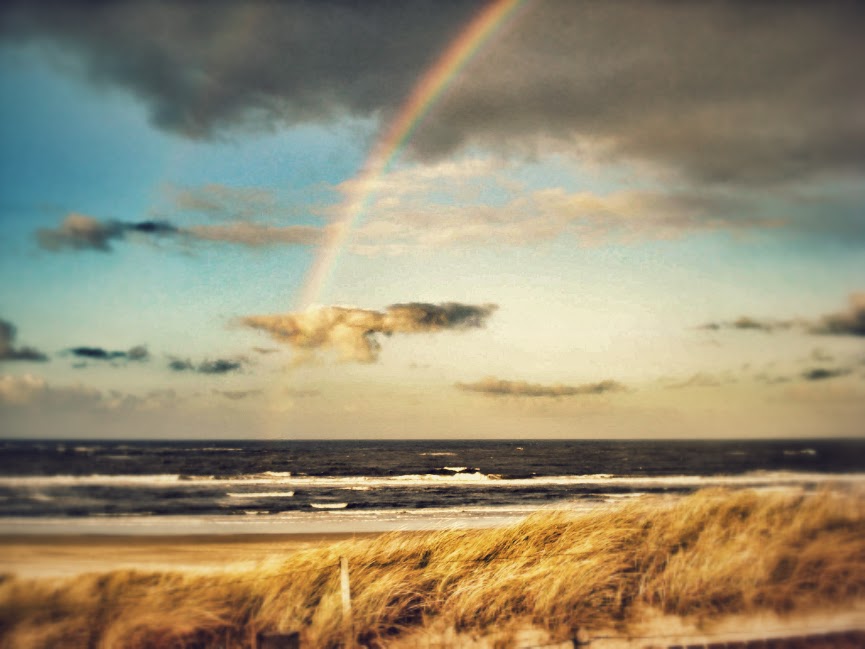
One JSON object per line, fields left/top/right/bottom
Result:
{"left": 1, "top": 0, "right": 864, "bottom": 440}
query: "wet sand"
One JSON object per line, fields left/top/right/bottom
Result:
{"left": 0, "top": 532, "right": 385, "bottom": 578}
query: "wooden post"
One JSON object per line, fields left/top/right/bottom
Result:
{"left": 572, "top": 627, "right": 590, "bottom": 647}
{"left": 339, "top": 556, "right": 354, "bottom": 649}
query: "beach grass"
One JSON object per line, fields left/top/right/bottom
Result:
{"left": 1, "top": 487, "right": 864, "bottom": 648}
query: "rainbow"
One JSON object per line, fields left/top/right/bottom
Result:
{"left": 297, "top": 0, "right": 526, "bottom": 308}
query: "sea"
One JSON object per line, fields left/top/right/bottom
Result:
{"left": 1, "top": 438, "right": 864, "bottom": 535}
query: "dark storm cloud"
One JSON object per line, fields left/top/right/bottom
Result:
{"left": 168, "top": 358, "right": 194, "bottom": 372}
{"left": 4, "top": 2, "right": 864, "bottom": 185}
{"left": 801, "top": 367, "right": 851, "bottom": 382}
{"left": 455, "top": 377, "right": 624, "bottom": 398}
{"left": 0, "top": 319, "right": 48, "bottom": 362}
{"left": 0, "top": 0, "right": 475, "bottom": 138}
{"left": 69, "top": 345, "right": 149, "bottom": 363}
{"left": 199, "top": 359, "right": 243, "bottom": 374}
{"left": 423, "top": 2, "right": 865, "bottom": 185}
{"left": 168, "top": 357, "right": 244, "bottom": 374}
{"left": 244, "top": 302, "right": 498, "bottom": 363}
{"left": 70, "top": 347, "right": 126, "bottom": 361}
{"left": 36, "top": 214, "right": 178, "bottom": 252}
{"left": 127, "top": 221, "right": 178, "bottom": 236}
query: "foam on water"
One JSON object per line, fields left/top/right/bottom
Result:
{"left": 226, "top": 492, "right": 295, "bottom": 498}
{"left": 2, "top": 470, "right": 863, "bottom": 490}
{"left": 2, "top": 439, "right": 862, "bottom": 534}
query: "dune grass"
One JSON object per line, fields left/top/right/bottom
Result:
{"left": 1, "top": 488, "right": 864, "bottom": 648}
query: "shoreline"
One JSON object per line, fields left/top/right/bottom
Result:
{"left": 0, "top": 531, "right": 393, "bottom": 578}
{"left": 0, "top": 505, "right": 563, "bottom": 537}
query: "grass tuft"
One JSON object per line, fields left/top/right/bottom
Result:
{"left": 1, "top": 488, "right": 863, "bottom": 648}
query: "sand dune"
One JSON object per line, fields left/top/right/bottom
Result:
{"left": 1, "top": 488, "right": 864, "bottom": 648}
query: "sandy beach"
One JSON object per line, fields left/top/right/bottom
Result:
{"left": 0, "top": 531, "right": 388, "bottom": 578}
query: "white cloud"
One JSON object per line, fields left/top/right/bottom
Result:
{"left": 244, "top": 302, "right": 497, "bottom": 363}
{"left": 347, "top": 161, "right": 775, "bottom": 255}
{"left": 0, "top": 374, "right": 102, "bottom": 408}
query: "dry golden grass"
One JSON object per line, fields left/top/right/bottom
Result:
{"left": 1, "top": 488, "right": 864, "bottom": 648}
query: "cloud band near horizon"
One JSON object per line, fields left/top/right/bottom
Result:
{"left": 36, "top": 214, "right": 326, "bottom": 252}
{"left": 456, "top": 377, "right": 625, "bottom": 398}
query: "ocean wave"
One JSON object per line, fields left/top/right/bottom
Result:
{"left": 1, "top": 470, "right": 863, "bottom": 490}
{"left": 0, "top": 474, "right": 184, "bottom": 486}
{"left": 0, "top": 505, "right": 549, "bottom": 535}
{"left": 175, "top": 447, "right": 243, "bottom": 453}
